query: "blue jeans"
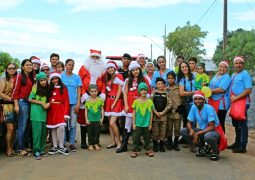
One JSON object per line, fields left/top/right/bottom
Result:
{"left": 65, "top": 104, "right": 77, "bottom": 145}
{"left": 17, "top": 99, "right": 30, "bottom": 150}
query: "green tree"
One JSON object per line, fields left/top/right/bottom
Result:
{"left": 166, "top": 22, "right": 208, "bottom": 60}
{"left": 212, "top": 29, "right": 255, "bottom": 74}
{"left": 0, "top": 52, "right": 20, "bottom": 75}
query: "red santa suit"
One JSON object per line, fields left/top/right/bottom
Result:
{"left": 104, "top": 61, "right": 124, "bottom": 117}
{"left": 47, "top": 85, "right": 70, "bottom": 128}
{"left": 77, "top": 49, "right": 107, "bottom": 125}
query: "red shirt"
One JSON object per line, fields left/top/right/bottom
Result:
{"left": 12, "top": 73, "right": 33, "bottom": 99}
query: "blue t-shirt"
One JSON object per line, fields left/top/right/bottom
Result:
{"left": 230, "top": 70, "right": 252, "bottom": 104}
{"left": 209, "top": 73, "right": 231, "bottom": 110}
{"left": 188, "top": 104, "right": 219, "bottom": 130}
{"left": 61, "top": 73, "right": 82, "bottom": 104}
{"left": 151, "top": 68, "right": 173, "bottom": 88}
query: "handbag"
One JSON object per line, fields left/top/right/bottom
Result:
{"left": 229, "top": 92, "right": 246, "bottom": 121}
{"left": 208, "top": 98, "right": 221, "bottom": 113}
{"left": 215, "top": 124, "right": 227, "bottom": 151}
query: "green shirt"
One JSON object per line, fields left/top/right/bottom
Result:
{"left": 132, "top": 99, "right": 154, "bottom": 127}
{"left": 29, "top": 86, "right": 47, "bottom": 122}
{"left": 195, "top": 73, "right": 210, "bottom": 90}
{"left": 85, "top": 97, "right": 104, "bottom": 122}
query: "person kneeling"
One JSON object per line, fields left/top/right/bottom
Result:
{"left": 181, "top": 91, "right": 220, "bottom": 161}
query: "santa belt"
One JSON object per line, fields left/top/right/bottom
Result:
{"left": 51, "top": 101, "right": 62, "bottom": 104}
{"left": 107, "top": 95, "right": 123, "bottom": 99}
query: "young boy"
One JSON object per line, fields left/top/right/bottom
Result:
{"left": 151, "top": 77, "right": 172, "bottom": 152}
{"left": 166, "top": 71, "right": 182, "bottom": 151}
{"left": 85, "top": 84, "right": 104, "bottom": 151}
{"left": 130, "top": 82, "right": 154, "bottom": 158}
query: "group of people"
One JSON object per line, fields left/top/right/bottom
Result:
{"left": 0, "top": 49, "right": 252, "bottom": 161}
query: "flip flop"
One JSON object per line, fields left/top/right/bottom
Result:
{"left": 106, "top": 144, "right": 117, "bottom": 149}
{"left": 88, "top": 145, "right": 94, "bottom": 151}
{"left": 5, "top": 152, "right": 14, "bottom": 157}
{"left": 130, "top": 151, "right": 137, "bottom": 158}
{"left": 146, "top": 150, "right": 154, "bottom": 157}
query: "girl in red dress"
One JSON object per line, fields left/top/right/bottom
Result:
{"left": 117, "top": 63, "right": 151, "bottom": 153}
{"left": 47, "top": 72, "right": 70, "bottom": 155}
{"left": 104, "top": 61, "right": 124, "bottom": 151}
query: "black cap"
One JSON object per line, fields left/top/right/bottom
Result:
{"left": 156, "top": 77, "right": 166, "bottom": 84}
{"left": 122, "top": 53, "right": 131, "bottom": 60}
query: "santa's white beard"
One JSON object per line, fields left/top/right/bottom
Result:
{"left": 84, "top": 58, "right": 107, "bottom": 84}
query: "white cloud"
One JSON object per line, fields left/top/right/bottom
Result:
{"left": 0, "top": 17, "right": 59, "bottom": 33}
{"left": 63, "top": 0, "right": 202, "bottom": 12}
{"left": 0, "top": 0, "right": 24, "bottom": 10}
{"left": 232, "top": 10, "right": 255, "bottom": 21}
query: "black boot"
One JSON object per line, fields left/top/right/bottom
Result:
{"left": 80, "top": 126, "right": 88, "bottom": 149}
{"left": 153, "top": 140, "right": 159, "bottom": 152}
{"left": 116, "top": 129, "right": 129, "bottom": 153}
{"left": 174, "top": 136, "right": 180, "bottom": 151}
{"left": 159, "top": 140, "right": 165, "bottom": 152}
{"left": 167, "top": 137, "right": 173, "bottom": 150}
{"left": 227, "top": 143, "right": 238, "bottom": 149}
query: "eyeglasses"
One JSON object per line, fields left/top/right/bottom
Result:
{"left": 41, "top": 69, "right": 50, "bottom": 72}
{"left": 7, "top": 67, "right": 16, "bottom": 70}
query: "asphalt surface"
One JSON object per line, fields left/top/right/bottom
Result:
{"left": 0, "top": 124, "right": 254, "bottom": 180}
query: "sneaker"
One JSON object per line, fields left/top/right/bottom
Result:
{"left": 196, "top": 147, "right": 206, "bottom": 157}
{"left": 40, "top": 151, "right": 48, "bottom": 157}
{"left": 58, "top": 147, "right": 70, "bottom": 155}
{"left": 48, "top": 147, "right": 58, "bottom": 155}
{"left": 210, "top": 152, "right": 219, "bottom": 161}
{"left": 33, "top": 152, "right": 41, "bottom": 160}
{"left": 69, "top": 144, "right": 77, "bottom": 152}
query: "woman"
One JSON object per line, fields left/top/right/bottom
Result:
{"left": 177, "top": 62, "right": 197, "bottom": 128}
{"left": 136, "top": 54, "right": 147, "bottom": 75}
{"left": 145, "top": 62, "right": 155, "bottom": 85}
{"left": 0, "top": 63, "right": 18, "bottom": 156}
{"left": 61, "top": 59, "right": 82, "bottom": 152}
{"left": 208, "top": 60, "right": 231, "bottom": 133}
{"left": 151, "top": 56, "right": 172, "bottom": 90}
{"left": 13, "top": 59, "right": 35, "bottom": 155}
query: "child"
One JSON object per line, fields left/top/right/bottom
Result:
{"left": 151, "top": 77, "right": 171, "bottom": 152}
{"left": 47, "top": 72, "right": 70, "bottom": 155}
{"left": 85, "top": 84, "right": 104, "bottom": 151}
{"left": 104, "top": 61, "right": 124, "bottom": 151}
{"left": 56, "top": 61, "right": 65, "bottom": 73}
{"left": 131, "top": 82, "right": 154, "bottom": 158}
{"left": 28, "top": 72, "right": 50, "bottom": 160}
{"left": 119, "top": 63, "right": 151, "bottom": 153}
{"left": 195, "top": 63, "right": 210, "bottom": 90}
{"left": 166, "top": 71, "right": 182, "bottom": 151}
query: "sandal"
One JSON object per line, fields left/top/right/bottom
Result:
{"left": 130, "top": 151, "right": 137, "bottom": 158}
{"left": 19, "top": 150, "right": 28, "bottom": 156}
{"left": 88, "top": 145, "right": 94, "bottom": 151}
{"left": 94, "top": 144, "right": 101, "bottom": 151}
{"left": 5, "top": 152, "right": 14, "bottom": 157}
{"left": 146, "top": 150, "right": 154, "bottom": 157}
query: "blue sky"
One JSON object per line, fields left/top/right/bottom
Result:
{"left": 0, "top": 0, "right": 255, "bottom": 71}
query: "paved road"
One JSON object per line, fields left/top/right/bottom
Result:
{"left": 0, "top": 124, "right": 254, "bottom": 180}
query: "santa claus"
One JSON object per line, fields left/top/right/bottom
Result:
{"left": 77, "top": 49, "right": 107, "bottom": 149}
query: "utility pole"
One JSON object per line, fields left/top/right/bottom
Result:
{"left": 164, "top": 24, "right": 167, "bottom": 58}
{"left": 150, "top": 44, "right": 153, "bottom": 61}
{"left": 223, "top": 0, "right": 227, "bottom": 59}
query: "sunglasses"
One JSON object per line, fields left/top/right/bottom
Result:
{"left": 7, "top": 67, "right": 16, "bottom": 70}
{"left": 41, "top": 69, "right": 50, "bottom": 72}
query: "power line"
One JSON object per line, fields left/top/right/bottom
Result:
{"left": 196, "top": 0, "right": 217, "bottom": 24}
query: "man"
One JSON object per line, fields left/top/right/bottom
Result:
{"left": 78, "top": 49, "right": 107, "bottom": 149}
{"left": 188, "top": 57, "right": 197, "bottom": 76}
{"left": 181, "top": 91, "right": 220, "bottom": 161}
{"left": 227, "top": 56, "right": 252, "bottom": 153}
{"left": 174, "top": 55, "right": 185, "bottom": 73}
{"left": 116, "top": 53, "right": 132, "bottom": 153}
{"left": 49, "top": 53, "right": 60, "bottom": 72}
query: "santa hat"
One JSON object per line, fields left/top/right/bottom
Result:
{"left": 31, "top": 57, "right": 41, "bottom": 66}
{"left": 40, "top": 63, "right": 50, "bottom": 70}
{"left": 50, "top": 71, "right": 61, "bottom": 81}
{"left": 145, "top": 62, "right": 154, "bottom": 68}
{"left": 193, "top": 91, "right": 205, "bottom": 100}
{"left": 219, "top": 60, "right": 229, "bottom": 68}
{"left": 129, "top": 62, "right": 140, "bottom": 71}
{"left": 234, "top": 56, "right": 245, "bottom": 63}
{"left": 90, "top": 49, "right": 101, "bottom": 58}
{"left": 106, "top": 60, "right": 118, "bottom": 70}
{"left": 136, "top": 54, "right": 146, "bottom": 61}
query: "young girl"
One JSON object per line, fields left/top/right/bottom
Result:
{"left": 12, "top": 59, "right": 35, "bottom": 156}
{"left": 61, "top": 59, "right": 82, "bottom": 152}
{"left": 104, "top": 61, "right": 124, "bottom": 151}
{"left": 118, "top": 63, "right": 151, "bottom": 153}
{"left": 56, "top": 61, "right": 65, "bottom": 73}
{"left": 195, "top": 63, "right": 210, "bottom": 90}
{"left": 131, "top": 82, "right": 154, "bottom": 158}
{"left": 47, "top": 72, "right": 70, "bottom": 155}
{"left": 85, "top": 84, "right": 104, "bottom": 151}
{"left": 151, "top": 77, "right": 171, "bottom": 152}
{"left": 166, "top": 71, "right": 182, "bottom": 151}
{"left": 28, "top": 72, "right": 50, "bottom": 160}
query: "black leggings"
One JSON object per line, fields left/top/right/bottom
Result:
{"left": 217, "top": 110, "right": 227, "bottom": 133}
